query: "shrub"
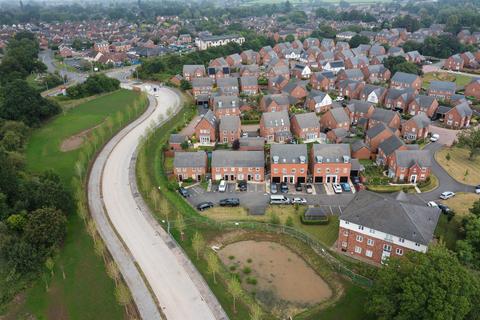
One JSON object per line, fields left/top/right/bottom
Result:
{"left": 246, "top": 277, "right": 257, "bottom": 285}
{"left": 300, "top": 215, "right": 329, "bottom": 225}
{"left": 269, "top": 213, "right": 280, "bottom": 225}
{"left": 242, "top": 266, "right": 252, "bottom": 274}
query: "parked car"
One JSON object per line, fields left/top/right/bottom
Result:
{"left": 340, "top": 182, "right": 351, "bottom": 192}
{"left": 475, "top": 185, "right": 480, "bottom": 194}
{"left": 335, "top": 96, "right": 344, "bottom": 102}
{"left": 219, "top": 198, "right": 240, "bottom": 207}
{"left": 427, "top": 201, "right": 438, "bottom": 207}
{"left": 305, "top": 184, "right": 313, "bottom": 194}
{"left": 291, "top": 197, "right": 307, "bottom": 204}
{"left": 280, "top": 182, "right": 289, "bottom": 193}
{"left": 437, "top": 203, "right": 451, "bottom": 214}
{"left": 197, "top": 201, "right": 214, "bottom": 211}
{"left": 238, "top": 180, "right": 247, "bottom": 192}
{"left": 270, "top": 183, "right": 278, "bottom": 194}
{"left": 333, "top": 183, "right": 343, "bottom": 194}
{"left": 178, "top": 187, "right": 190, "bottom": 198}
{"left": 430, "top": 133, "right": 440, "bottom": 142}
{"left": 270, "top": 195, "right": 290, "bottom": 205}
{"left": 439, "top": 191, "right": 455, "bottom": 200}
{"left": 218, "top": 180, "right": 227, "bottom": 192}
{"left": 295, "top": 182, "right": 302, "bottom": 192}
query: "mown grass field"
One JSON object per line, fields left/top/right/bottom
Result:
{"left": 17, "top": 89, "right": 146, "bottom": 320}
{"left": 422, "top": 72, "right": 473, "bottom": 90}
{"left": 435, "top": 147, "right": 480, "bottom": 186}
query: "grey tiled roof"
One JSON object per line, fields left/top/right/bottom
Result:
{"left": 410, "top": 113, "right": 431, "bottom": 128}
{"left": 239, "top": 137, "right": 264, "bottom": 148}
{"left": 452, "top": 102, "right": 473, "bottom": 117}
{"left": 370, "top": 108, "right": 398, "bottom": 124}
{"left": 329, "top": 107, "right": 350, "bottom": 123}
{"left": 262, "top": 110, "right": 290, "bottom": 128}
{"left": 347, "top": 100, "right": 374, "bottom": 113}
{"left": 391, "top": 71, "right": 419, "bottom": 85}
{"left": 174, "top": 151, "right": 206, "bottom": 168}
{"left": 341, "top": 191, "right": 440, "bottom": 245}
{"left": 240, "top": 76, "right": 258, "bottom": 86}
{"left": 351, "top": 139, "right": 370, "bottom": 152}
{"left": 169, "top": 134, "right": 187, "bottom": 144}
{"left": 378, "top": 135, "right": 404, "bottom": 156}
{"left": 191, "top": 77, "right": 214, "bottom": 87}
{"left": 219, "top": 115, "right": 240, "bottom": 131}
{"left": 366, "top": 122, "right": 391, "bottom": 138}
{"left": 211, "top": 150, "right": 265, "bottom": 167}
{"left": 429, "top": 80, "right": 456, "bottom": 93}
{"left": 199, "top": 110, "right": 217, "bottom": 127}
{"left": 183, "top": 64, "right": 205, "bottom": 74}
{"left": 271, "top": 144, "right": 308, "bottom": 164}
{"left": 216, "top": 77, "right": 239, "bottom": 87}
{"left": 394, "top": 149, "right": 431, "bottom": 167}
{"left": 312, "top": 144, "right": 351, "bottom": 162}
{"left": 213, "top": 96, "right": 240, "bottom": 109}
{"left": 292, "top": 112, "right": 319, "bottom": 129}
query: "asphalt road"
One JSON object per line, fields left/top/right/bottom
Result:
{"left": 100, "top": 87, "right": 222, "bottom": 320}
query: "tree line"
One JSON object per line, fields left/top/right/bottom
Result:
{"left": 0, "top": 32, "right": 71, "bottom": 296}
{"left": 66, "top": 74, "right": 120, "bottom": 99}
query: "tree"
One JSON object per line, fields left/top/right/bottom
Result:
{"left": 285, "top": 34, "right": 295, "bottom": 42}
{"left": 227, "top": 276, "right": 243, "bottom": 314}
{"left": 457, "top": 127, "right": 480, "bottom": 160}
{"left": 206, "top": 250, "right": 220, "bottom": 284}
{"left": 383, "top": 56, "right": 421, "bottom": 75}
{"left": 115, "top": 283, "right": 132, "bottom": 315}
{"left": 180, "top": 79, "right": 192, "bottom": 91}
{"left": 348, "top": 35, "right": 370, "bottom": 48}
{"left": 176, "top": 213, "right": 186, "bottom": 241}
{"left": 106, "top": 260, "right": 121, "bottom": 285}
{"left": 366, "top": 246, "right": 480, "bottom": 320}
{"left": 232, "top": 139, "right": 240, "bottom": 150}
{"left": 24, "top": 207, "right": 67, "bottom": 254}
{"left": 191, "top": 232, "right": 205, "bottom": 260}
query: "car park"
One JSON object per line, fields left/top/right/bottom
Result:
{"left": 280, "top": 182, "right": 289, "bottom": 193}
{"left": 475, "top": 185, "right": 480, "bottom": 194}
{"left": 270, "top": 183, "right": 278, "bottom": 194}
{"left": 333, "top": 183, "right": 343, "bottom": 194}
{"left": 218, "top": 180, "right": 227, "bottom": 192}
{"left": 427, "top": 201, "right": 438, "bottom": 207}
{"left": 305, "top": 184, "right": 313, "bottom": 194}
{"left": 340, "top": 182, "right": 351, "bottom": 192}
{"left": 238, "top": 180, "right": 247, "bottom": 192}
{"left": 430, "top": 133, "right": 440, "bottom": 142}
{"left": 439, "top": 191, "right": 455, "bottom": 200}
{"left": 197, "top": 201, "right": 214, "bottom": 211}
{"left": 178, "top": 187, "right": 190, "bottom": 198}
{"left": 219, "top": 198, "right": 240, "bottom": 207}
{"left": 291, "top": 197, "right": 307, "bottom": 204}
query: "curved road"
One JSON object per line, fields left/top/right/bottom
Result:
{"left": 89, "top": 86, "right": 226, "bottom": 320}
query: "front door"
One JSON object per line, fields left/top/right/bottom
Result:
{"left": 326, "top": 175, "right": 337, "bottom": 183}
{"left": 410, "top": 175, "right": 417, "bottom": 184}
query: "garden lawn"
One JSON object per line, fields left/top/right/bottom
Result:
{"left": 19, "top": 89, "right": 145, "bottom": 320}
{"left": 435, "top": 147, "right": 480, "bottom": 186}
{"left": 422, "top": 72, "right": 473, "bottom": 90}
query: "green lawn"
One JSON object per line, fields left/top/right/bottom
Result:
{"left": 435, "top": 214, "right": 463, "bottom": 250}
{"left": 17, "top": 89, "right": 146, "bottom": 320}
{"left": 422, "top": 72, "right": 473, "bottom": 90}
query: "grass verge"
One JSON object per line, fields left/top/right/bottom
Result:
{"left": 435, "top": 146, "right": 480, "bottom": 186}
{"left": 9, "top": 89, "right": 148, "bottom": 319}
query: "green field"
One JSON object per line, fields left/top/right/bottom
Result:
{"left": 15, "top": 90, "right": 146, "bottom": 319}
{"left": 243, "top": 0, "right": 389, "bottom": 3}
{"left": 422, "top": 72, "right": 473, "bottom": 90}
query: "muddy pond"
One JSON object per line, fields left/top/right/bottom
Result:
{"left": 218, "top": 240, "right": 332, "bottom": 313}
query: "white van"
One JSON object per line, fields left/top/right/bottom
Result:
{"left": 270, "top": 195, "right": 290, "bottom": 205}
{"left": 218, "top": 180, "right": 227, "bottom": 192}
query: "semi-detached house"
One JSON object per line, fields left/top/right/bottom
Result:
{"left": 270, "top": 144, "right": 308, "bottom": 184}
{"left": 310, "top": 144, "right": 351, "bottom": 183}
{"left": 211, "top": 150, "right": 265, "bottom": 182}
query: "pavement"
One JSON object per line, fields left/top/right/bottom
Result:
{"left": 89, "top": 87, "right": 227, "bottom": 320}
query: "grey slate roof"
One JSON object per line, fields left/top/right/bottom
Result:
{"left": 347, "top": 100, "right": 374, "bottom": 114}
{"left": 264, "top": 93, "right": 290, "bottom": 107}
{"left": 394, "top": 149, "right": 432, "bottom": 168}
{"left": 213, "top": 96, "right": 240, "bottom": 110}
{"left": 199, "top": 110, "right": 217, "bottom": 127}
{"left": 366, "top": 122, "right": 391, "bottom": 138}
{"left": 410, "top": 113, "right": 431, "bottom": 128}
{"left": 216, "top": 77, "right": 239, "bottom": 87}
{"left": 312, "top": 144, "right": 351, "bottom": 162}
{"left": 429, "top": 80, "right": 456, "bottom": 93}
{"left": 292, "top": 112, "right": 319, "bottom": 129}
{"left": 415, "top": 95, "right": 436, "bottom": 109}
{"left": 342, "top": 68, "right": 364, "bottom": 79}
{"left": 219, "top": 115, "right": 240, "bottom": 131}
{"left": 378, "top": 135, "right": 404, "bottom": 156}
{"left": 370, "top": 108, "right": 398, "bottom": 124}
{"left": 452, "top": 102, "right": 473, "bottom": 117}
{"left": 329, "top": 107, "right": 350, "bottom": 123}
{"left": 240, "top": 76, "right": 258, "bottom": 86}
{"left": 391, "top": 71, "right": 419, "bottom": 85}
{"left": 183, "top": 64, "right": 205, "bottom": 74}
{"left": 191, "top": 77, "right": 214, "bottom": 87}
{"left": 351, "top": 140, "right": 370, "bottom": 152}
{"left": 271, "top": 144, "right": 308, "bottom": 164}
{"left": 239, "top": 137, "right": 264, "bottom": 148}
{"left": 341, "top": 191, "right": 440, "bottom": 245}
{"left": 169, "top": 134, "right": 187, "bottom": 144}
{"left": 262, "top": 110, "right": 290, "bottom": 128}
{"left": 211, "top": 150, "right": 265, "bottom": 168}
{"left": 174, "top": 151, "right": 206, "bottom": 168}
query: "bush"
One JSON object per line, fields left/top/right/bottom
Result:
{"left": 300, "top": 215, "right": 329, "bottom": 225}
{"left": 246, "top": 277, "right": 257, "bottom": 285}
{"left": 242, "top": 266, "right": 252, "bottom": 274}
{"left": 66, "top": 74, "right": 120, "bottom": 99}
{"left": 269, "top": 213, "right": 280, "bottom": 225}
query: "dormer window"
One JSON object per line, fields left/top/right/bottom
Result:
{"left": 272, "top": 156, "right": 279, "bottom": 164}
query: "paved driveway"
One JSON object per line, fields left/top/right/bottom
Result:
{"left": 428, "top": 124, "right": 460, "bottom": 147}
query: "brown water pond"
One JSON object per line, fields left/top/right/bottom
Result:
{"left": 218, "top": 240, "right": 332, "bottom": 312}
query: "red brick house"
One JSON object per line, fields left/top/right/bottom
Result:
{"left": 169, "top": 134, "right": 187, "bottom": 151}
{"left": 211, "top": 150, "right": 265, "bottom": 182}
{"left": 320, "top": 107, "right": 350, "bottom": 131}
{"left": 259, "top": 111, "right": 292, "bottom": 143}
{"left": 282, "top": 81, "right": 308, "bottom": 100}
{"left": 359, "top": 85, "right": 387, "bottom": 105}
{"left": 239, "top": 64, "right": 260, "bottom": 77}
{"left": 260, "top": 93, "right": 290, "bottom": 112}
{"left": 310, "top": 72, "right": 330, "bottom": 91}
{"left": 191, "top": 77, "right": 214, "bottom": 99}
{"left": 305, "top": 91, "right": 333, "bottom": 113}
{"left": 365, "top": 123, "right": 396, "bottom": 153}
{"left": 337, "top": 80, "right": 365, "bottom": 100}
{"left": 338, "top": 191, "right": 440, "bottom": 264}
{"left": 212, "top": 96, "right": 240, "bottom": 118}
{"left": 361, "top": 64, "right": 391, "bottom": 83}
{"left": 427, "top": 81, "right": 456, "bottom": 101}
{"left": 58, "top": 44, "right": 74, "bottom": 58}
{"left": 390, "top": 72, "right": 422, "bottom": 91}
{"left": 290, "top": 112, "right": 321, "bottom": 141}
{"left": 388, "top": 150, "right": 431, "bottom": 183}
{"left": 376, "top": 135, "right": 408, "bottom": 166}
{"left": 310, "top": 144, "right": 352, "bottom": 183}
{"left": 173, "top": 151, "right": 208, "bottom": 182}
{"left": 384, "top": 88, "right": 416, "bottom": 112}
{"left": 351, "top": 140, "right": 372, "bottom": 160}
{"left": 444, "top": 102, "right": 473, "bottom": 129}
{"left": 219, "top": 115, "right": 241, "bottom": 145}
{"left": 183, "top": 65, "right": 206, "bottom": 81}
{"left": 268, "top": 75, "right": 290, "bottom": 92}
{"left": 194, "top": 110, "right": 217, "bottom": 145}
{"left": 226, "top": 53, "right": 242, "bottom": 67}
{"left": 401, "top": 114, "right": 431, "bottom": 142}
{"left": 444, "top": 54, "right": 464, "bottom": 71}
{"left": 239, "top": 76, "right": 259, "bottom": 95}
{"left": 407, "top": 95, "right": 439, "bottom": 118}
{"left": 464, "top": 78, "right": 480, "bottom": 99}
{"left": 270, "top": 144, "right": 308, "bottom": 184}
{"left": 346, "top": 100, "right": 375, "bottom": 125}
{"left": 240, "top": 50, "right": 261, "bottom": 65}
{"left": 368, "top": 108, "right": 401, "bottom": 130}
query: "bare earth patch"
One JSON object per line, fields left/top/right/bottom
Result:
{"left": 60, "top": 123, "right": 102, "bottom": 152}
{"left": 218, "top": 240, "right": 332, "bottom": 316}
